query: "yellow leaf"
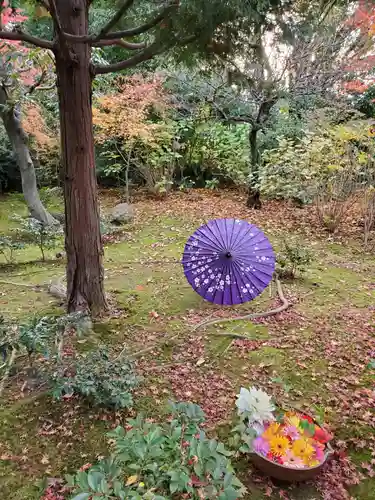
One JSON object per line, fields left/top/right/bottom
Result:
{"left": 126, "top": 475, "right": 138, "bottom": 486}
{"left": 35, "top": 6, "right": 50, "bottom": 18}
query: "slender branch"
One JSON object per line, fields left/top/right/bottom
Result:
{"left": 0, "top": 29, "right": 53, "bottom": 50}
{"left": 100, "top": 3, "right": 178, "bottom": 40}
{"left": 95, "top": 0, "right": 135, "bottom": 40}
{"left": 25, "top": 70, "right": 48, "bottom": 96}
{"left": 93, "top": 39, "right": 146, "bottom": 50}
{"left": 0, "top": 348, "right": 17, "bottom": 397}
{"left": 93, "top": 42, "right": 162, "bottom": 75}
{"left": 48, "top": 0, "right": 64, "bottom": 39}
{"left": 34, "top": 82, "right": 57, "bottom": 91}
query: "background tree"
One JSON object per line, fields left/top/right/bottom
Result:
{"left": 0, "top": 1, "right": 56, "bottom": 224}
{"left": 193, "top": 0, "right": 371, "bottom": 208}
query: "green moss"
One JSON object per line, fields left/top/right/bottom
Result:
{"left": 0, "top": 395, "right": 109, "bottom": 499}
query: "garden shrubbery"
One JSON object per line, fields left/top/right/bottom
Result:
{"left": 65, "top": 402, "right": 244, "bottom": 499}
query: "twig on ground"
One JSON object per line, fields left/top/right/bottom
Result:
{"left": 129, "top": 332, "right": 180, "bottom": 359}
{"left": 0, "top": 280, "right": 43, "bottom": 288}
{"left": 213, "top": 332, "right": 253, "bottom": 340}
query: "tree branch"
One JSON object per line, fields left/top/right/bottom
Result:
{"left": 25, "top": 70, "right": 48, "bottom": 96}
{"left": 92, "top": 42, "right": 162, "bottom": 75}
{"left": 100, "top": 3, "right": 178, "bottom": 41}
{"left": 0, "top": 29, "right": 53, "bottom": 50}
{"left": 93, "top": 39, "right": 146, "bottom": 50}
{"left": 95, "top": 0, "right": 135, "bottom": 40}
{"left": 48, "top": 0, "right": 65, "bottom": 39}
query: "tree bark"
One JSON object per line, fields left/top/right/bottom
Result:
{"left": 54, "top": 0, "right": 107, "bottom": 314}
{"left": 246, "top": 127, "right": 261, "bottom": 209}
{"left": 0, "top": 86, "right": 57, "bottom": 225}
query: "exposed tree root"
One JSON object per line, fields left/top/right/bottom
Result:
{"left": 48, "top": 275, "right": 67, "bottom": 301}
{"left": 192, "top": 278, "right": 289, "bottom": 332}
{"left": 130, "top": 278, "right": 290, "bottom": 359}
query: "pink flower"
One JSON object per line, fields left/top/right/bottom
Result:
{"left": 283, "top": 450, "right": 306, "bottom": 469}
{"left": 252, "top": 436, "right": 270, "bottom": 456}
{"left": 314, "top": 444, "right": 325, "bottom": 462}
{"left": 283, "top": 425, "right": 300, "bottom": 441}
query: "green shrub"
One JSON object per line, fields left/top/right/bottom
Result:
{"left": 12, "top": 215, "right": 62, "bottom": 261}
{"left": 177, "top": 119, "right": 249, "bottom": 187}
{"left": 259, "top": 136, "right": 317, "bottom": 204}
{"left": 65, "top": 402, "right": 245, "bottom": 499}
{"left": 51, "top": 349, "right": 139, "bottom": 410}
{"left": 277, "top": 241, "right": 313, "bottom": 278}
{"left": 0, "top": 236, "right": 23, "bottom": 263}
{"left": 259, "top": 120, "right": 375, "bottom": 205}
{"left": 0, "top": 313, "right": 90, "bottom": 368}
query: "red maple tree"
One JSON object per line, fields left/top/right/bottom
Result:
{"left": 342, "top": 1, "right": 375, "bottom": 95}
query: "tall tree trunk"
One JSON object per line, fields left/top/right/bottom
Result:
{"left": 246, "top": 127, "right": 261, "bottom": 209}
{"left": 55, "top": 0, "right": 107, "bottom": 314}
{"left": 0, "top": 87, "right": 57, "bottom": 225}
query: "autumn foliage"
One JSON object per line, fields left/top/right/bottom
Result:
{"left": 342, "top": 1, "right": 375, "bottom": 95}
{"left": 93, "top": 76, "right": 168, "bottom": 144}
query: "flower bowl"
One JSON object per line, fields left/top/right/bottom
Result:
{"left": 248, "top": 410, "right": 334, "bottom": 482}
{"left": 235, "top": 387, "right": 334, "bottom": 482}
{"left": 250, "top": 441, "right": 333, "bottom": 482}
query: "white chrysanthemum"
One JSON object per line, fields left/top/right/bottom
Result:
{"left": 235, "top": 387, "right": 275, "bottom": 424}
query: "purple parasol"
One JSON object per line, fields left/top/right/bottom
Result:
{"left": 182, "top": 219, "right": 275, "bottom": 305}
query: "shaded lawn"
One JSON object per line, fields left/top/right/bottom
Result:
{"left": 0, "top": 190, "right": 374, "bottom": 499}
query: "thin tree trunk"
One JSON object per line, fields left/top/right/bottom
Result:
{"left": 0, "top": 86, "right": 57, "bottom": 225}
{"left": 54, "top": 0, "right": 107, "bottom": 315}
{"left": 247, "top": 127, "right": 261, "bottom": 209}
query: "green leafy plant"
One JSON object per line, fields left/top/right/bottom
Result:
{"left": 205, "top": 178, "right": 220, "bottom": 190}
{"left": 13, "top": 215, "right": 62, "bottom": 261}
{"left": 0, "top": 313, "right": 90, "bottom": 368}
{"left": 51, "top": 348, "right": 139, "bottom": 410}
{"left": 178, "top": 176, "right": 195, "bottom": 191}
{"left": 65, "top": 402, "right": 245, "bottom": 499}
{"left": 0, "top": 236, "right": 23, "bottom": 263}
{"left": 0, "top": 313, "right": 90, "bottom": 397}
{"left": 277, "top": 241, "right": 313, "bottom": 278}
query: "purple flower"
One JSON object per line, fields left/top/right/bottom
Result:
{"left": 252, "top": 436, "right": 270, "bottom": 456}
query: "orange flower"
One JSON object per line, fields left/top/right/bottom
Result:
{"left": 262, "top": 423, "right": 281, "bottom": 440}
{"left": 269, "top": 435, "right": 290, "bottom": 457}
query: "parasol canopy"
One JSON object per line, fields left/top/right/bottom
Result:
{"left": 182, "top": 219, "right": 275, "bottom": 305}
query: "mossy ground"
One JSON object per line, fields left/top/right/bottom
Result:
{"left": 0, "top": 190, "right": 374, "bottom": 499}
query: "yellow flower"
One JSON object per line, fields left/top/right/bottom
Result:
{"left": 292, "top": 439, "right": 314, "bottom": 460}
{"left": 262, "top": 423, "right": 281, "bottom": 440}
{"left": 269, "top": 435, "right": 290, "bottom": 457}
{"left": 285, "top": 412, "right": 301, "bottom": 429}
{"left": 306, "top": 458, "right": 320, "bottom": 468}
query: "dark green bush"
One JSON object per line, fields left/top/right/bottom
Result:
{"left": 65, "top": 402, "right": 245, "bottom": 499}
{"left": 51, "top": 349, "right": 139, "bottom": 410}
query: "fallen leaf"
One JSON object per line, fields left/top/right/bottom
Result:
{"left": 126, "top": 475, "right": 138, "bottom": 486}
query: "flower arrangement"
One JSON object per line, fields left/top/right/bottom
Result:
{"left": 235, "top": 386, "right": 332, "bottom": 470}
